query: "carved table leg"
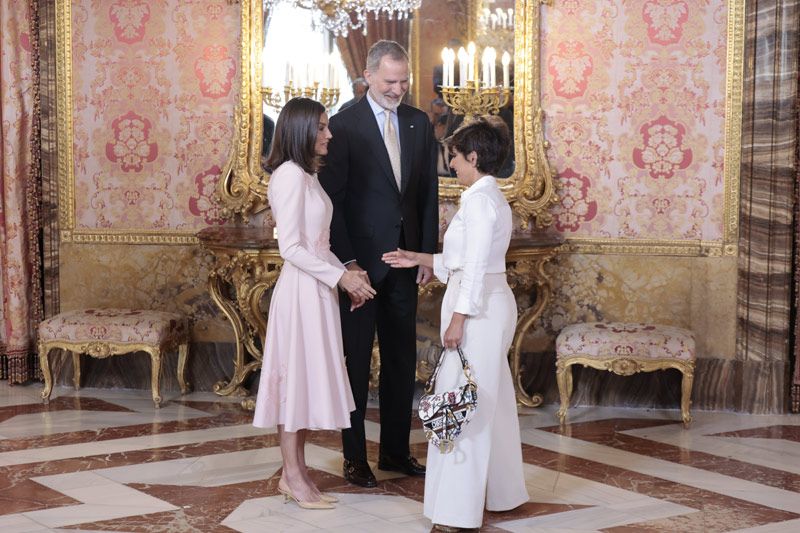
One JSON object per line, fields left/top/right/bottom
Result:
{"left": 208, "top": 273, "right": 252, "bottom": 397}
{"left": 508, "top": 253, "right": 557, "bottom": 408}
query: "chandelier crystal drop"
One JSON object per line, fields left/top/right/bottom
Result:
{"left": 264, "top": 0, "right": 421, "bottom": 37}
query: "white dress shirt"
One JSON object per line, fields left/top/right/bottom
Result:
{"left": 433, "top": 175, "right": 513, "bottom": 315}
{"left": 366, "top": 91, "right": 401, "bottom": 146}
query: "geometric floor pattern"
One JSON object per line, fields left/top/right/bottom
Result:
{"left": 0, "top": 383, "right": 798, "bottom": 532}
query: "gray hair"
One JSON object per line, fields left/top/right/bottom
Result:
{"left": 366, "top": 40, "right": 409, "bottom": 73}
{"left": 351, "top": 77, "right": 368, "bottom": 89}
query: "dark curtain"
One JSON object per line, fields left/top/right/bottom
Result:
{"left": 335, "top": 12, "right": 410, "bottom": 84}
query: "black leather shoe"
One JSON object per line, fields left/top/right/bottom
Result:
{"left": 343, "top": 459, "right": 377, "bottom": 488}
{"left": 377, "top": 454, "right": 426, "bottom": 476}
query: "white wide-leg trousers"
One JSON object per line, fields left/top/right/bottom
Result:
{"left": 423, "top": 273, "right": 530, "bottom": 528}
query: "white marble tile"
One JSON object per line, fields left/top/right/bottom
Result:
{"left": 520, "top": 427, "right": 800, "bottom": 513}
{"left": 222, "top": 492, "right": 426, "bottom": 532}
{"left": 0, "top": 383, "right": 46, "bottom": 408}
{"left": 21, "top": 503, "right": 173, "bottom": 529}
{"left": 0, "top": 406, "right": 208, "bottom": 440}
{"left": 0, "top": 423, "right": 270, "bottom": 466}
{"left": 0, "top": 514, "right": 51, "bottom": 533}
{"left": 97, "top": 447, "right": 284, "bottom": 487}
{"left": 624, "top": 417, "right": 800, "bottom": 475}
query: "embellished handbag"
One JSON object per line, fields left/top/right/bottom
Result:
{"left": 417, "top": 347, "right": 478, "bottom": 453}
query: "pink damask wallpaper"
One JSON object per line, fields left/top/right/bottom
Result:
{"left": 542, "top": 0, "right": 728, "bottom": 241}
{"left": 71, "top": 0, "right": 239, "bottom": 231}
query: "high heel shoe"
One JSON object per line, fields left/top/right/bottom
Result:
{"left": 277, "top": 486, "right": 335, "bottom": 510}
{"left": 320, "top": 492, "right": 339, "bottom": 503}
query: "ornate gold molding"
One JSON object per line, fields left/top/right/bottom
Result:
{"left": 722, "top": 0, "right": 744, "bottom": 255}
{"left": 563, "top": 237, "right": 733, "bottom": 257}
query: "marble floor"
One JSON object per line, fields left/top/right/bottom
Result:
{"left": 0, "top": 384, "right": 799, "bottom": 532}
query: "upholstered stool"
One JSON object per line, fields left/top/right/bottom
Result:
{"left": 555, "top": 322, "right": 695, "bottom": 427}
{"left": 38, "top": 309, "right": 191, "bottom": 407}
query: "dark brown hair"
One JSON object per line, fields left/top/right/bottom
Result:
{"left": 445, "top": 115, "right": 511, "bottom": 175}
{"left": 266, "top": 97, "right": 326, "bottom": 174}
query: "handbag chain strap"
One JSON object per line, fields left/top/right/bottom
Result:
{"left": 424, "top": 346, "right": 476, "bottom": 394}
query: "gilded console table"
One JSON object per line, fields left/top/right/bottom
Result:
{"left": 198, "top": 227, "right": 562, "bottom": 409}
{"left": 197, "top": 227, "right": 281, "bottom": 401}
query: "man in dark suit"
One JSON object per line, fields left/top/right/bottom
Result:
{"left": 319, "top": 40, "right": 438, "bottom": 488}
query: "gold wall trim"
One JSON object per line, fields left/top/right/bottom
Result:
{"left": 722, "top": 0, "right": 744, "bottom": 254}
{"left": 61, "top": 230, "right": 199, "bottom": 245}
{"left": 55, "top": 0, "right": 235, "bottom": 245}
{"left": 56, "top": 0, "right": 75, "bottom": 239}
{"left": 563, "top": 238, "right": 732, "bottom": 257}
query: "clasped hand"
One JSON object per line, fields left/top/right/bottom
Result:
{"left": 338, "top": 266, "right": 376, "bottom": 311}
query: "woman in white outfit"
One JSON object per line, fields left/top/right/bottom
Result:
{"left": 383, "top": 116, "right": 529, "bottom": 531}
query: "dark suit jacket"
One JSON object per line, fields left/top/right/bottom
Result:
{"left": 319, "top": 97, "right": 439, "bottom": 282}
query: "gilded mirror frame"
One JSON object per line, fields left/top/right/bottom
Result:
{"left": 221, "top": 0, "right": 558, "bottom": 227}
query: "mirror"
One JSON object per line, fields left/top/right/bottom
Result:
{"left": 220, "top": 0, "right": 557, "bottom": 227}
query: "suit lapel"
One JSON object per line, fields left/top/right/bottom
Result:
{"left": 354, "top": 98, "right": 400, "bottom": 194}
{"left": 398, "top": 105, "right": 414, "bottom": 197}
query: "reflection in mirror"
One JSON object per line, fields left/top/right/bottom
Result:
{"left": 222, "top": 0, "right": 557, "bottom": 226}
{"left": 413, "top": 0, "right": 515, "bottom": 178}
{"left": 260, "top": 1, "right": 515, "bottom": 177}
{"left": 260, "top": 3, "right": 352, "bottom": 165}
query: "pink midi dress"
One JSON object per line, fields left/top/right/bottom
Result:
{"left": 252, "top": 161, "right": 355, "bottom": 432}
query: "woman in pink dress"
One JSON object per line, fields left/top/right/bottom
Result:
{"left": 253, "top": 98, "right": 375, "bottom": 509}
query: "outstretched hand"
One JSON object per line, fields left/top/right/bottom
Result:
{"left": 382, "top": 248, "right": 419, "bottom": 269}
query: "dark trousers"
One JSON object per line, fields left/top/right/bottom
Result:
{"left": 340, "top": 266, "right": 418, "bottom": 461}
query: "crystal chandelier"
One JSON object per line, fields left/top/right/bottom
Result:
{"left": 264, "top": 0, "right": 421, "bottom": 37}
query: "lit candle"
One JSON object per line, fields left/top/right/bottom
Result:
{"left": 448, "top": 49, "right": 455, "bottom": 89}
{"left": 488, "top": 47, "right": 496, "bottom": 87}
{"left": 502, "top": 51, "right": 510, "bottom": 88}
{"left": 441, "top": 48, "right": 449, "bottom": 87}
{"left": 508, "top": 8, "right": 514, "bottom": 27}
{"left": 467, "top": 42, "right": 476, "bottom": 83}
{"left": 481, "top": 48, "right": 488, "bottom": 87}
{"left": 457, "top": 47, "right": 468, "bottom": 86}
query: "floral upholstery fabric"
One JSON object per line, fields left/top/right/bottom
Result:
{"left": 556, "top": 322, "right": 695, "bottom": 362}
{"left": 39, "top": 309, "right": 187, "bottom": 346}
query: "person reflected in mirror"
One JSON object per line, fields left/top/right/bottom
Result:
{"left": 252, "top": 97, "right": 376, "bottom": 510}
{"left": 260, "top": 113, "right": 275, "bottom": 168}
{"left": 338, "top": 77, "right": 368, "bottom": 111}
{"left": 382, "top": 116, "right": 530, "bottom": 531}
{"left": 318, "top": 40, "right": 438, "bottom": 489}
{"left": 428, "top": 98, "right": 452, "bottom": 176}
